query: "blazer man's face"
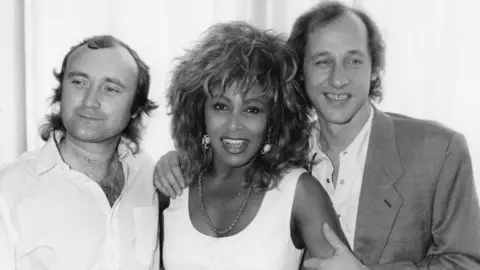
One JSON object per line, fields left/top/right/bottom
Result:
{"left": 303, "top": 13, "right": 373, "bottom": 126}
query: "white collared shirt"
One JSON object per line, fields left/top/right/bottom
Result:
{"left": 309, "top": 107, "right": 374, "bottom": 248}
{"left": 0, "top": 134, "right": 159, "bottom": 270}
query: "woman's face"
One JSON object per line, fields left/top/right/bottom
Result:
{"left": 204, "top": 83, "right": 270, "bottom": 169}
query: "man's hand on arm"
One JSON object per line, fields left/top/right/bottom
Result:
{"left": 303, "top": 223, "right": 370, "bottom": 270}
{"left": 153, "top": 151, "right": 186, "bottom": 199}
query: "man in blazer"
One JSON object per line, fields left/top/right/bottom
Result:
{"left": 304, "top": 108, "right": 480, "bottom": 269}
{"left": 153, "top": 1, "right": 480, "bottom": 269}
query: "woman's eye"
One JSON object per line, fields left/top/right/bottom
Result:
{"left": 246, "top": 107, "right": 260, "bottom": 114}
{"left": 213, "top": 103, "right": 227, "bottom": 110}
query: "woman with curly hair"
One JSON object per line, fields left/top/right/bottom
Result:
{"left": 158, "top": 21, "right": 346, "bottom": 269}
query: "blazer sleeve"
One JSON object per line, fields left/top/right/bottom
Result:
{"left": 372, "top": 132, "right": 480, "bottom": 270}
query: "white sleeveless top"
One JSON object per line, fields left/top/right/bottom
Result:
{"left": 162, "top": 168, "right": 306, "bottom": 270}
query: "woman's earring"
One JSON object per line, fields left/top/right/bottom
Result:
{"left": 261, "top": 130, "right": 272, "bottom": 155}
{"left": 202, "top": 135, "right": 211, "bottom": 152}
{"left": 261, "top": 143, "right": 271, "bottom": 155}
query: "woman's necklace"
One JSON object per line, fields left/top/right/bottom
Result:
{"left": 198, "top": 172, "right": 253, "bottom": 236}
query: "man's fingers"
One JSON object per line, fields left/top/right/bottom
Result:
{"left": 152, "top": 151, "right": 184, "bottom": 198}
{"left": 153, "top": 170, "right": 166, "bottom": 192}
{"left": 170, "top": 161, "right": 186, "bottom": 189}
{"left": 323, "top": 223, "right": 347, "bottom": 252}
{"left": 153, "top": 170, "right": 174, "bottom": 197}
{"left": 155, "top": 175, "right": 177, "bottom": 198}
{"left": 153, "top": 169, "right": 162, "bottom": 190}
{"left": 154, "top": 169, "right": 178, "bottom": 198}
{"left": 161, "top": 175, "right": 178, "bottom": 199}
{"left": 303, "top": 257, "right": 322, "bottom": 269}
{"left": 155, "top": 183, "right": 169, "bottom": 197}
{"left": 165, "top": 150, "right": 184, "bottom": 192}
{"left": 166, "top": 162, "right": 183, "bottom": 196}
{"left": 157, "top": 164, "right": 179, "bottom": 198}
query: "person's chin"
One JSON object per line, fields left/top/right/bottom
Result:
{"left": 217, "top": 151, "right": 257, "bottom": 169}
{"left": 320, "top": 107, "right": 356, "bottom": 125}
{"left": 320, "top": 99, "right": 366, "bottom": 125}
{"left": 67, "top": 128, "right": 109, "bottom": 143}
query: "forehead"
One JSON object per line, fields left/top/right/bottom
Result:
{"left": 306, "top": 12, "right": 369, "bottom": 55}
{"left": 211, "top": 82, "right": 268, "bottom": 100}
{"left": 66, "top": 45, "right": 138, "bottom": 84}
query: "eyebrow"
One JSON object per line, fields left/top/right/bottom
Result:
{"left": 310, "top": 50, "right": 368, "bottom": 59}
{"left": 347, "top": 50, "right": 368, "bottom": 57}
{"left": 105, "top": 77, "right": 127, "bottom": 89}
{"left": 215, "top": 95, "right": 268, "bottom": 105}
{"left": 66, "top": 71, "right": 90, "bottom": 79}
{"left": 66, "top": 71, "right": 127, "bottom": 89}
{"left": 244, "top": 96, "right": 268, "bottom": 105}
{"left": 310, "top": 51, "right": 330, "bottom": 59}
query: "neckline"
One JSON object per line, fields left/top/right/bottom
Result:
{"left": 186, "top": 186, "right": 269, "bottom": 241}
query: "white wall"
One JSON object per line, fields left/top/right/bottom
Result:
{"left": 0, "top": 0, "right": 26, "bottom": 166}
{"left": 1, "top": 0, "right": 480, "bottom": 192}
{"left": 16, "top": 0, "right": 344, "bottom": 162}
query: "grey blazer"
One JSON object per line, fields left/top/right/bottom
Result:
{"left": 353, "top": 107, "right": 480, "bottom": 269}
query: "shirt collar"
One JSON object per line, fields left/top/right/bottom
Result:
{"left": 310, "top": 104, "right": 375, "bottom": 160}
{"left": 36, "top": 131, "right": 135, "bottom": 175}
{"left": 342, "top": 104, "right": 374, "bottom": 157}
{"left": 36, "top": 131, "right": 66, "bottom": 175}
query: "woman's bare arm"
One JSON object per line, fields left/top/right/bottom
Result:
{"left": 293, "top": 173, "right": 349, "bottom": 259}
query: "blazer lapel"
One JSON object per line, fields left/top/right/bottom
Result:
{"left": 353, "top": 108, "right": 404, "bottom": 265}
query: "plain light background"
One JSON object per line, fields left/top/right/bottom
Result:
{"left": 1, "top": 0, "right": 479, "bottom": 193}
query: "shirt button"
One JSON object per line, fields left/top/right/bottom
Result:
{"left": 340, "top": 179, "right": 345, "bottom": 185}
{"left": 326, "top": 178, "right": 330, "bottom": 183}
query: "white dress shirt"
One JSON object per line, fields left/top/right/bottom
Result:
{"left": 0, "top": 192, "right": 16, "bottom": 270}
{"left": 0, "top": 134, "right": 159, "bottom": 270}
{"left": 309, "top": 107, "right": 374, "bottom": 248}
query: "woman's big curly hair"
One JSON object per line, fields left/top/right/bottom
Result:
{"left": 167, "top": 22, "right": 313, "bottom": 190}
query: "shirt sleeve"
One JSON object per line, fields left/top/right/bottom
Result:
{"left": 0, "top": 191, "right": 17, "bottom": 270}
{"left": 149, "top": 243, "right": 160, "bottom": 270}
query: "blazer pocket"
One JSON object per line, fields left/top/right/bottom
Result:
{"left": 387, "top": 229, "right": 429, "bottom": 244}
{"left": 381, "top": 231, "right": 431, "bottom": 263}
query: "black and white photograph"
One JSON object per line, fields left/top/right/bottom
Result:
{"left": 1, "top": 0, "right": 479, "bottom": 269}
